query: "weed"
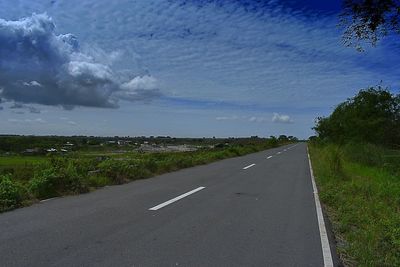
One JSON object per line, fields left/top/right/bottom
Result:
{"left": 309, "top": 142, "right": 400, "bottom": 266}
{"left": 0, "top": 174, "right": 23, "bottom": 211}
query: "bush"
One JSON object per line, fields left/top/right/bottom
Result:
{"left": 98, "top": 159, "right": 153, "bottom": 183}
{"left": 29, "top": 167, "right": 58, "bottom": 199}
{"left": 323, "top": 145, "right": 344, "bottom": 177}
{"left": 344, "top": 143, "right": 385, "bottom": 167}
{"left": 143, "top": 158, "right": 159, "bottom": 173}
{"left": 87, "top": 175, "right": 111, "bottom": 188}
{"left": 59, "top": 161, "right": 88, "bottom": 194}
{"left": 228, "top": 147, "right": 238, "bottom": 155}
{"left": 0, "top": 174, "right": 22, "bottom": 211}
{"left": 29, "top": 161, "right": 88, "bottom": 199}
{"left": 266, "top": 137, "right": 279, "bottom": 147}
{"left": 97, "top": 160, "right": 125, "bottom": 184}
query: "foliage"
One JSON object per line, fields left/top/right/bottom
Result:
{"left": 343, "top": 143, "right": 385, "bottom": 167}
{"left": 29, "top": 159, "right": 89, "bottom": 199}
{"left": 29, "top": 167, "right": 59, "bottom": 199}
{"left": 0, "top": 174, "right": 23, "bottom": 212}
{"left": 340, "top": 0, "right": 400, "bottom": 50}
{"left": 98, "top": 159, "right": 152, "bottom": 184}
{"left": 314, "top": 86, "right": 400, "bottom": 147}
{"left": 309, "top": 142, "right": 400, "bottom": 266}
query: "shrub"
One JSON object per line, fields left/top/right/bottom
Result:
{"left": 321, "top": 144, "right": 344, "bottom": 177}
{"left": 0, "top": 174, "right": 22, "bottom": 211}
{"left": 143, "top": 158, "right": 159, "bottom": 173}
{"left": 29, "top": 167, "right": 58, "bottom": 199}
{"left": 227, "top": 147, "right": 241, "bottom": 156}
{"left": 266, "top": 137, "right": 279, "bottom": 147}
{"left": 344, "top": 143, "right": 385, "bottom": 167}
{"left": 97, "top": 160, "right": 125, "bottom": 184}
{"left": 174, "top": 156, "right": 194, "bottom": 168}
{"left": 29, "top": 161, "right": 88, "bottom": 199}
{"left": 87, "top": 175, "right": 111, "bottom": 188}
{"left": 98, "top": 159, "right": 152, "bottom": 183}
{"left": 58, "top": 161, "right": 88, "bottom": 194}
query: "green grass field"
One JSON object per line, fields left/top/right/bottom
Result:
{"left": 0, "top": 156, "right": 48, "bottom": 181}
{"left": 309, "top": 143, "right": 400, "bottom": 266}
{"left": 0, "top": 156, "right": 48, "bottom": 166}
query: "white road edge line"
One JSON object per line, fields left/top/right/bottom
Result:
{"left": 40, "top": 197, "right": 58, "bottom": 203}
{"left": 242, "top": 163, "right": 256, "bottom": 170}
{"left": 267, "top": 156, "right": 273, "bottom": 159}
{"left": 307, "top": 146, "right": 334, "bottom": 267}
{"left": 149, "top": 187, "right": 205, "bottom": 211}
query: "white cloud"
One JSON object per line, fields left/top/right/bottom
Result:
{"left": 215, "top": 115, "right": 240, "bottom": 121}
{"left": 272, "top": 113, "right": 293, "bottom": 124}
{"left": 117, "top": 75, "right": 161, "bottom": 102}
{"left": 0, "top": 13, "right": 161, "bottom": 109}
{"left": 23, "top": 81, "right": 42, "bottom": 87}
{"left": 121, "top": 76, "right": 157, "bottom": 91}
{"left": 216, "top": 115, "right": 268, "bottom": 123}
{"left": 249, "top": 116, "right": 268, "bottom": 123}
{"left": 7, "top": 118, "right": 46, "bottom": 124}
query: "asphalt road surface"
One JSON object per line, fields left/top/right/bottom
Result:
{"left": 0, "top": 143, "right": 337, "bottom": 266}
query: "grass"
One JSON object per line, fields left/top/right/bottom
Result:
{"left": 0, "top": 141, "right": 289, "bottom": 213}
{"left": 0, "top": 156, "right": 48, "bottom": 182}
{"left": 309, "top": 142, "right": 400, "bottom": 266}
{"left": 0, "top": 156, "right": 48, "bottom": 166}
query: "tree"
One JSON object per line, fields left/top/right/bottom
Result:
{"left": 313, "top": 86, "right": 400, "bottom": 146}
{"left": 278, "top": 135, "right": 289, "bottom": 142}
{"left": 340, "top": 0, "right": 400, "bottom": 50}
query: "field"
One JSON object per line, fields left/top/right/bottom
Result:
{"left": 309, "top": 142, "right": 400, "bottom": 266}
{"left": 0, "top": 156, "right": 47, "bottom": 165}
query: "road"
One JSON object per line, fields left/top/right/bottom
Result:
{"left": 0, "top": 143, "right": 337, "bottom": 266}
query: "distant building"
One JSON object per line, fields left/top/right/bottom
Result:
{"left": 117, "top": 140, "right": 132, "bottom": 146}
{"left": 23, "top": 148, "right": 40, "bottom": 154}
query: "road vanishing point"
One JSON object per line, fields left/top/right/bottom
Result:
{"left": 0, "top": 143, "right": 337, "bottom": 266}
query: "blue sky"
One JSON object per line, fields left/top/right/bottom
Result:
{"left": 0, "top": 0, "right": 399, "bottom": 138}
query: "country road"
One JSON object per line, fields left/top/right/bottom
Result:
{"left": 0, "top": 143, "right": 338, "bottom": 266}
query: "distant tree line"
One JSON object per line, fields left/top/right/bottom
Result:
{"left": 313, "top": 86, "right": 400, "bottom": 147}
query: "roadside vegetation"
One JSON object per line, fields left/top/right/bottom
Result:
{"left": 309, "top": 87, "right": 400, "bottom": 266}
{"left": 0, "top": 136, "right": 294, "bottom": 213}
